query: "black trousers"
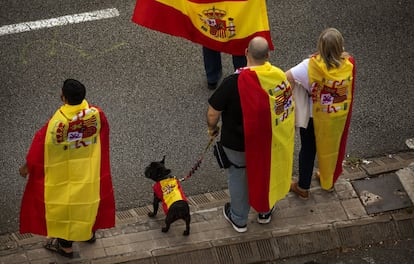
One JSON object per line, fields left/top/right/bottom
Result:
{"left": 298, "top": 118, "right": 317, "bottom": 189}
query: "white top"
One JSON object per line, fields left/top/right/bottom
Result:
{"left": 290, "top": 58, "right": 311, "bottom": 92}
{"left": 290, "top": 58, "right": 313, "bottom": 119}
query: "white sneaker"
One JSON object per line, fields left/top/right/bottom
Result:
{"left": 223, "top": 203, "right": 247, "bottom": 233}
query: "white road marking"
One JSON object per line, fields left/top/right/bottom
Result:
{"left": 0, "top": 8, "right": 119, "bottom": 36}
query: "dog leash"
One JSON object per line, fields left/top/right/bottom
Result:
{"left": 178, "top": 136, "right": 216, "bottom": 182}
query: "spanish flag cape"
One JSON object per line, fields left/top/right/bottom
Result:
{"left": 131, "top": 0, "right": 273, "bottom": 56}
{"left": 238, "top": 62, "right": 295, "bottom": 212}
{"left": 153, "top": 178, "right": 187, "bottom": 214}
{"left": 309, "top": 54, "right": 356, "bottom": 190}
{"left": 20, "top": 100, "right": 115, "bottom": 241}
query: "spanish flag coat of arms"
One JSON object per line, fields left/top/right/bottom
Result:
{"left": 308, "top": 55, "right": 356, "bottom": 190}
{"left": 132, "top": 0, "right": 273, "bottom": 55}
{"left": 239, "top": 63, "right": 295, "bottom": 212}
{"left": 20, "top": 100, "right": 115, "bottom": 241}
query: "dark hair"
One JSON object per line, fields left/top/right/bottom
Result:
{"left": 62, "top": 79, "right": 86, "bottom": 105}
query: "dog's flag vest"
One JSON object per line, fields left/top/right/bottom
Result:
{"left": 20, "top": 100, "right": 115, "bottom": 241}
{"left": 131, "top": 0, "right": 273, "bottom": 56}
{"left": 153, "top": 178, "right": 187, "bottom": 214}
{"left": 308, "top": 55, "right": 356, "bottom": 190}
{"left": 238, "top": 62, "right": 295, "bottom": 212}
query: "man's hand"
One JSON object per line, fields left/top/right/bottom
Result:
{"left": 19, "top": 163, "right": 29, "bottom": 178}
{"left": 207, "top": 105, "right": 221, "bottom": 140}
{"left": 208, "top": 126, "right": 220, "bottom": 139}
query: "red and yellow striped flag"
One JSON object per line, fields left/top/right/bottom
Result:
{"left": 238, "top": 62, "right": 295, "bottom": 212}
{"left": 20, "top": 100, "right": 115, "bottom": 241}
{"left": 309, "top": 55, "right": 356, "bottom": 190}
{"left": 131, "top": 0, "right": 274, "bottom": 55}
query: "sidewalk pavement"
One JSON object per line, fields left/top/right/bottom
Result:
{"left": 1, "top": 151, "right": 414, "bottom": 264}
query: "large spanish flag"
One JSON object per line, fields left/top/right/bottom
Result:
{"left": 309, "top": 55, "right": 356, "bottom": 190}
{"left": 238, "top": 62, "right": 295, "bottom": 212}
{"left": 131, "top": 0, "right": 273, "bottom": 55}
{"left": 20, "top": 100, "right": 115, "bottom": 241}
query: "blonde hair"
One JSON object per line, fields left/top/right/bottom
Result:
{"left": 317, "top": 28, "right": 345, "bottom": 70}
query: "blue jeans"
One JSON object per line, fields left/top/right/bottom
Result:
{"left": 202, "top": 47, "right": 247, "bottom": 85}
{"left": 223, "top": 146, "right": 249, "bottom": 226}
{"left": 223, "top": 146, "right": 276, "bottom": 226}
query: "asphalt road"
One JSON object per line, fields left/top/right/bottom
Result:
{"left": 0, "top": 0, "right": 413, "bottom": 235}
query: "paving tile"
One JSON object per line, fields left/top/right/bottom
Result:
{"left": 342, "top": 165, "right": 367, "bottom": 180}
{"left": 79, "top": 244, "right": 107, "bottom": 260}
{"left": 104, "top": 242, "right": 149, "bottom": 257}
{"left": 92, "top": 252, "right": 153, "bottom": 264}
{"left": 335, "top": 179, "right": 358, "bottom": 200}
{"left": 361, "top": 155, "right": 407, "bottom": 175}
{"left": 30, "top": 258, "right": 56, "bottom": 264}
{"left": 341, "top": 198, "right": 368, "bottom": 219}
{"left": 311, "top": 188, "right": 338, "bottom": 204}
{"left": 26, "top": 248, "right": 50, "bottom": 261}
{"left": 0, "top": 252, "right": 28, "bottom": 264}
{"left": 352, "top": 173, "right": 413, "bottom": 214}
{"left": 396, "top": 165, "right": 414, "bottom": 203}
{"left": 185, "top": 219, "right": 226, "bottom": 234}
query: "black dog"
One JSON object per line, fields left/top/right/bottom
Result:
{"left": 144, "top": 156, "right": 191, "bottom": 236}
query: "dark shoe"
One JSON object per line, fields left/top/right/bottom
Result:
{"left": 207, "top": 82, "right": 218, "bottom": 90}
{"left": 257, "top": 206, "right": 276, "bottom": 224}
{"left": 223, "top": 203, "right": 247, "bottom": 233}
{"left": 290, "top": 182, "right": 310, "bottom": 200}
{"left": 44, "top": 238, "right": 74, "bottom": 258}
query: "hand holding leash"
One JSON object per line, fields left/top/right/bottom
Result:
{"left": 208, "top": 125, "right": 220, "bottom": 141}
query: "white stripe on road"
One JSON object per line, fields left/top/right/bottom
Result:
{"left": 0, "top": 8, "right": 119, "bottom": 36}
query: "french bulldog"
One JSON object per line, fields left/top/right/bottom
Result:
{"left": 144, "top": 156, "right": 191, "bottom": 236}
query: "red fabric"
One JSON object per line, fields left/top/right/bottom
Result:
{"left": 20, "top": 106, "right": 115, "bottom": 235}
{"left": 333, "top": 57, "right": 356, "bottom": 183}
{"left": 92, "top": 107, "right": 116, "bottom": 231}
{"left": 131, "top": 0, "right": 273, "bottom": 56}
{"left": 20, "top": 123, "right": 48, "bottom": 235}
{"left": 238, "top": 69, "right": 272, "bottom": 212}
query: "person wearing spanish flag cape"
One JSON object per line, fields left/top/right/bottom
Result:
{"left": 286, "top": 28, "right": 356, "bottom": 200}
{"left": 19, "top": 79, "right": 115, "bottom": 258}
{"left": 207, "top": 37, "right": 295, "bottom": 232}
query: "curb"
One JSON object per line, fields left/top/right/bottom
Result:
{"left": 92, "top": 211, "right": 414, "bottom": 264}
{"left": 1, "top": 151, "right": 413, "bottom": 264}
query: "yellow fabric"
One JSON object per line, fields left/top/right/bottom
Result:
{"left": 159, "top": 178, "right": 182, "bottom": 208}
{"left": 308, "top": 55, "right": 354, "bottom": 189}
{"left": 156, "top": 0, "right": 269, "bottom": 42}
{"left": 253, "top": 62, "right": 295, "bottom": 208}
{"left": 44, "top": 100, "right": 102, "bottom": 241}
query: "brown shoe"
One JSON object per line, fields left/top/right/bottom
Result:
{"left": 290, "top": 182, "right": 310, "bottom": 200}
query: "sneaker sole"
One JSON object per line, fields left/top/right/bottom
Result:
{"left": 223, "top": 206, "right": 247, "bottom": 233}
{"left": 257, "top": 207, "right": 276, "bottom": 224}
